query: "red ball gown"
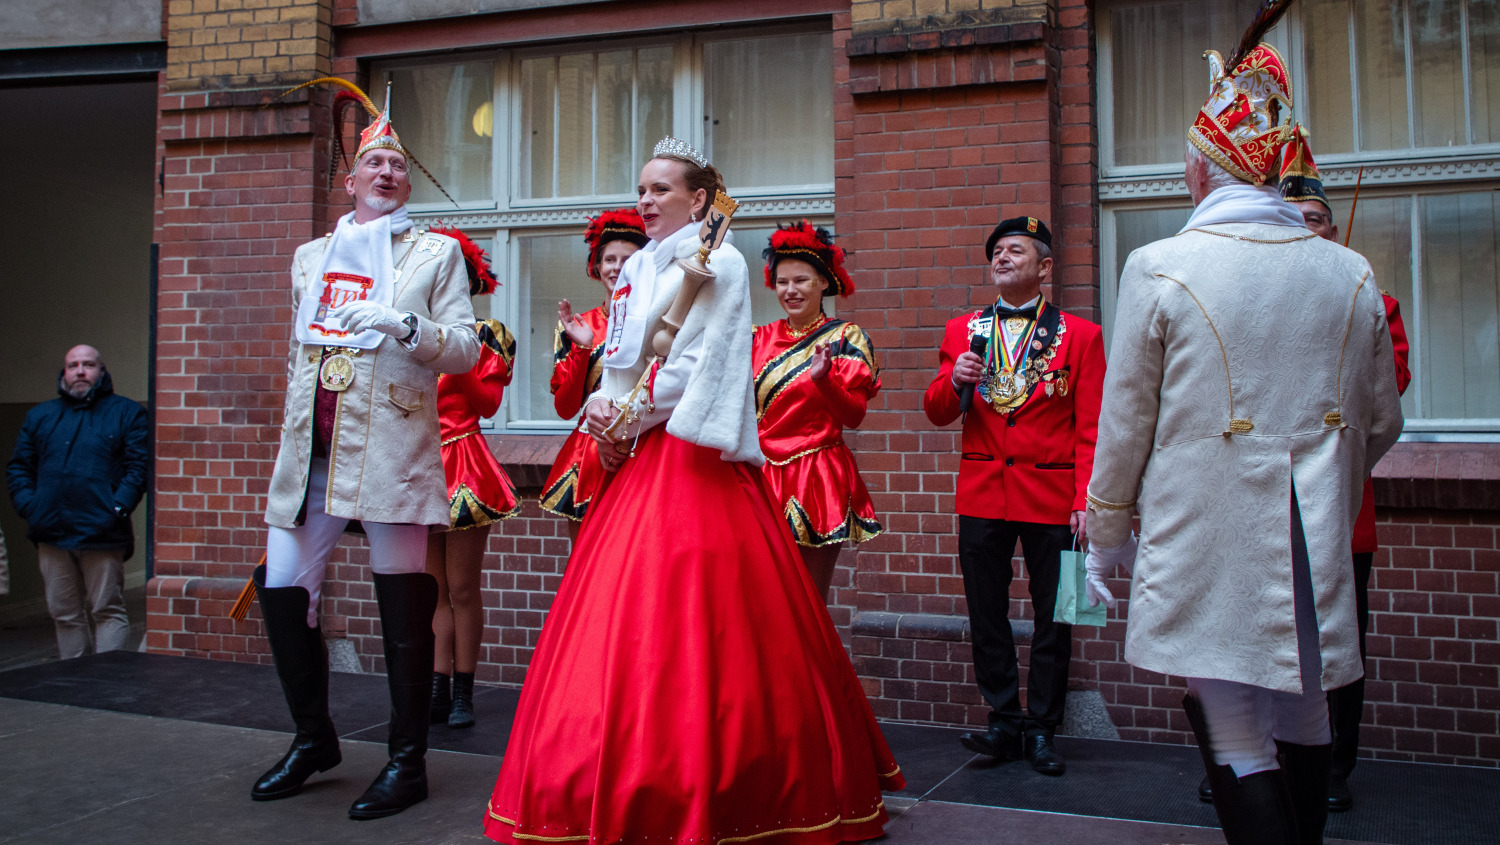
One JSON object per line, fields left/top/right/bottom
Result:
{"left": 752, "top": 318, "right": 884, "bottom": 547}
{"left": 483, "top": 430, "right": 904, "bottom": 844}
{"left": 539, "top": 305, "right": 610, "bottom": 521}
{"left": 439, "top": 319, "right": 520, "bottom": 528}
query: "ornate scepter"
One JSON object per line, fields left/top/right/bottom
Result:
{"left": 602, "top": 190, "right": 741, "bottom": 447}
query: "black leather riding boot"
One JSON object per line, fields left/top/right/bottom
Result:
{"left": 1277, "top": 740, "right": 1333, "bottom": 844}
{"left": 250, "top": 565, "right": 342, "bottom": 801}
{"left": 1184, "top": 694, "right": 1298, "bottom": 845}
{"left": 429, "top": 672, "right": 451, "bottom": 725}
{"left": 349, "top": 571, "right": 439, "bottom": 820}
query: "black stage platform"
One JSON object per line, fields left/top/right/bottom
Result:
{"left": 2, "top": 651, "right": 1493, "bottom": 844}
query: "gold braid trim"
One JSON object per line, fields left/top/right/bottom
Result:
{"left": 1086, "top": 492, "right": 1136, "bottom": 511}
{"left": 442, "top": 430, "right": 480, "bottom": 447}
{"left": 487, "top": 800, "right": 888, "bottom": 845}
{"left": 1154, "top": 273, "right": 1252, "bottom": 435}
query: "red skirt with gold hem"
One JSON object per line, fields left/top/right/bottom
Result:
{"left": 483, "top": 429, "right": 904, "bottom": 845}
{"left": 761, "top": 442, "right": 883, "bottom": 548}
{"left": 443, "top": 430, "right": 519, "bottom": 530}
{"left": 538, "top": 427, "right": 610, "bottom": 522}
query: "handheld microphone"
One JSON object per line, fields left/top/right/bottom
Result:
{"left": 958, "top": 332, "right": 988, "bottom": 415}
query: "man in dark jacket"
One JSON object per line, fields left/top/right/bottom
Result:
{"left": 7, "top": 345, "right": 148, "bottom": 658}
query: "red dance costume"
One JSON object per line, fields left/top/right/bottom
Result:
{"left": 752, "top": 318, "right": 884, "bottom": 547}
{"left": 538, "top": 305, "right": 611, "bottom": 521}
{"left": 439, "top": 319, "right": 520, "bottom": 528}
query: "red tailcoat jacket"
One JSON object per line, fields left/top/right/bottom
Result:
{"left": 1351, "top": 293, "right": 1412, "bottom": 553}
{"left": 923, "top": 301, "right": 1105, "bottom": 524}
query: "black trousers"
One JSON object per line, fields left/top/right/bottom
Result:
{"left": 958, "top": 516, "right": 1073, "bottom": 737}
{"left": 1328, "top": 551, "right": 1373, "bottom": 777}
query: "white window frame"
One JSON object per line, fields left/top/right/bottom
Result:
{"left": 1096, "top": 0, "right": 1500, "bottom": 437}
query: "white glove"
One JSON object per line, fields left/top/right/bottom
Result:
{"left": 331, "top": 301, "right": 411, "bottom": 338}
{"left": 1084, "top": 533, "right": 1138, "bottom": 610}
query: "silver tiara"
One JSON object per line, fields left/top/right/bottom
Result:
{"left": 653, "top": 136, "right": 708, "bottom": 168}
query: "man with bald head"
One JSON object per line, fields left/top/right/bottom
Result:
{"left": 8, "top": 344, "right": 148, "bottom": 658}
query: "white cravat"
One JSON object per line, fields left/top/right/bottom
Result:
{"left": 295, "top": 206, "right": 414, "bottom": 349}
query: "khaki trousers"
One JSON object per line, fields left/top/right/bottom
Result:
{"left": 37, "top": 543, "right": 129, "bottom": 659}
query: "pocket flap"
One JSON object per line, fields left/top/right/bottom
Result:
{"left": 387, "top": 383, "right": 425, "bottom": 412}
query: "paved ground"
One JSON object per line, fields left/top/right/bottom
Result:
{"left": 3, "top": 597, "right": 1476, "bottom": 845}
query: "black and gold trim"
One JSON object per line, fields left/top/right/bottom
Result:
{"left": 449, "top": 482, "right": 520, "bottom": 530}
{"left": 754, "top": 320, "right": 879, "bottom": 420}
{"left": 477, "top": 318, "right": 516, "bottom": 369}
{"left": 784, "top": 497, "right": 884, "bottom": 548}
{"left": 538, "top": 465, "right": 591, "bottom": 522}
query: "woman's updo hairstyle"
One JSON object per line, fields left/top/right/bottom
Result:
{"left": 651, "top": 137, "right": 725, "bottom": 218}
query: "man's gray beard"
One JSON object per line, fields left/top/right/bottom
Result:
{"left": 366, "top": 195, "right": 401, "bottom": 215}
{"left": 65, "top": 381, "right": 92, "bottom": 399}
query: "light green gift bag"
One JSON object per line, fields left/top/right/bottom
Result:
{"left": 1054, "top": 538, "right": 1107, "bottom": 627}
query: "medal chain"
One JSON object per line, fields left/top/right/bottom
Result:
{"left": 987, "top": 299, "right": 1045, "bottom": 385}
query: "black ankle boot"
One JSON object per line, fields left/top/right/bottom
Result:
{"left": 429, "top": 672, "right": 451, "bottom": 725}
{"left": 1277, "top": 740, "right": 1333, "bottom": 844}
{"left": 1183, "top": 694, "right": 1298, "bottom": 845}
{"left": 250, "top": 565, "right": 341, "bottom": 801}
{"left": 449, "top": 672, "right": 476, "bottom": 728}
{"left": 350, "top": 571, "right": 439, "bottom": 820}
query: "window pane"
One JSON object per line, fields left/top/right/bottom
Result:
{"left": 598, "top": 50, "right": 635, "bottom": 196}
{"left": 388, "top": 62, "right": 493, "bottom": 204}
{"left": 1419, "top": 192, "right": 1500, "bottom": 419}
{"left": 1355, "top": 1, "right": 1411, "bottom": 150}
{"left": 635, "top": 45, "right": 674, "bottom": 182}
{"left": 1108, "top": 0, "right": 1267, "bottom": 168}
{"left": 520, "top": 58, "right": 557, "bottom": 199}
{"left": 1329, "top": 195, "right": 1416, "bottom": 419}
{"left": 558, "top": 54, "right": 596, "bottom": 197}
{"left": 1472, "top": 0, "right": 1500, "bottom": 144}
{"left": 704, "top": 33, "right": 834, "bottom": 188}
{"left": 1302, "top": 0, "right": 1356, "bottom": 154}
{"left": 1411, "top": 0, "right": 1466, "bottom": 147}
{"left": 1106, "top": 206, "right": 1192, "bottom": 347}
{"left": 514, "top": 231, "right": 598, "bottom": 424}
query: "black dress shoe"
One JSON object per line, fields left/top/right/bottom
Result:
{"left": 1198, "top": 773, "right": 1214, "bottom": 803}
{"left": 1327, "top": 771, "right": 1353, "bottom": 812}
{"left": 959, "top": 727, "right": 1020, "bottom": 760}
{"left": 251, "top": 739, "right": 341, "bottom": 801}
{"left": 1025, "top": 732, "right": 1066, "bottom": 776}
{"left": 348, "top": 760, "right": 428, "bottom": 820}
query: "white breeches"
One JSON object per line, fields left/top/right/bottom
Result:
{"left": 265, "top": 459, "right": 428, "bottom": 627}
{"left": 1188, "top": 498, "right": 1332, "bottom": 777}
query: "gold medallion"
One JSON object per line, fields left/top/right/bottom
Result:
{"left": 319, "top": 353, "right": 356, "bottom": 392}
{"left": 1005, "top": 317, "right": 1027, "bottom": 335}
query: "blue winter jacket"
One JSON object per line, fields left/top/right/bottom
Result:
{"left": 6, "top": 370, "right": 149, "bottom": 557}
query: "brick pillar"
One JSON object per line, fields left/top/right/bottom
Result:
{"left": 148, "top": 0, "right": 344, "bottom": 660}
{"left": 836, "top": 0, "right": 1103, "bottom": 727}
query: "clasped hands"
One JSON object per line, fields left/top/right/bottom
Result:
{"left": 584, "top": 398, "right": 640, "bottom": 473}
{"left": 1084, "top": 533, "right": 1138, "bottom": 609}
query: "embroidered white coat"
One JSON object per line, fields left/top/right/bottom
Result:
{"left": 265, "top": 229, "right": 480, "bottom": 529}
{"left": 1086, "top": 222, "right": 1403, "bottom": 693}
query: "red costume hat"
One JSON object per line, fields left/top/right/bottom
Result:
{"left": 1187, "top": 0, "right": 1296, "bottom": 185}
{"left": 583, "top": 209, "right": 649, "bottom": 281}
{"left": 1277, "top": 124, "right": 1330, "bottom": 212}
{"left": 763, "top": 221, "right": 855, "bottom": 297}
{"left": 429, "top": 225, "right": 498, "bottom": 296}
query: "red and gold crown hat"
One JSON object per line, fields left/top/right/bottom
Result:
{"left": 428, "top": 225, "right": 498, "bottom": 296}
{"left": 354, "top": 86, "right": 405, "bottom": 162}
{"left": 1187, "top": 0, "right": 1297, "bottom": 185}
{"left": 582, "top": 209, "right": 649, "bottom": 281}
{"left": 1277, "top": 123, "right": 1330, "bottom": 212}
{"left": 763, "top": 221, "right": 855, "bottom": 297}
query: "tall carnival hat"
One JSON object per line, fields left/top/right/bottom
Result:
{"left": 583, "top": 209, "right": 649, "bottom": 280}
{"left": 1277, "top": 123, "right": 1330, "bottom": 212}
{"left": 763, "top": 221, "right": 855, "bottom": 297}
{"left": 269, "top": 77, "right": 456, "bottom": 204}
{"left": 428, "top": 226, "right": 498, "bottom": 296}
{"left": 1187, "top": 0, "right": 1297, "bottom": 186}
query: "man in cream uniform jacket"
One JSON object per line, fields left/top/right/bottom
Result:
{"left": 1083, "top": 37, "right": 1403, "bottom": 845}
{"left": 250, "top": 100, "right": 480, "bottom": 821}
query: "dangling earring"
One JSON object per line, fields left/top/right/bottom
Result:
{"left": 690, "top": 212, "right": 698, "bottom": 223}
